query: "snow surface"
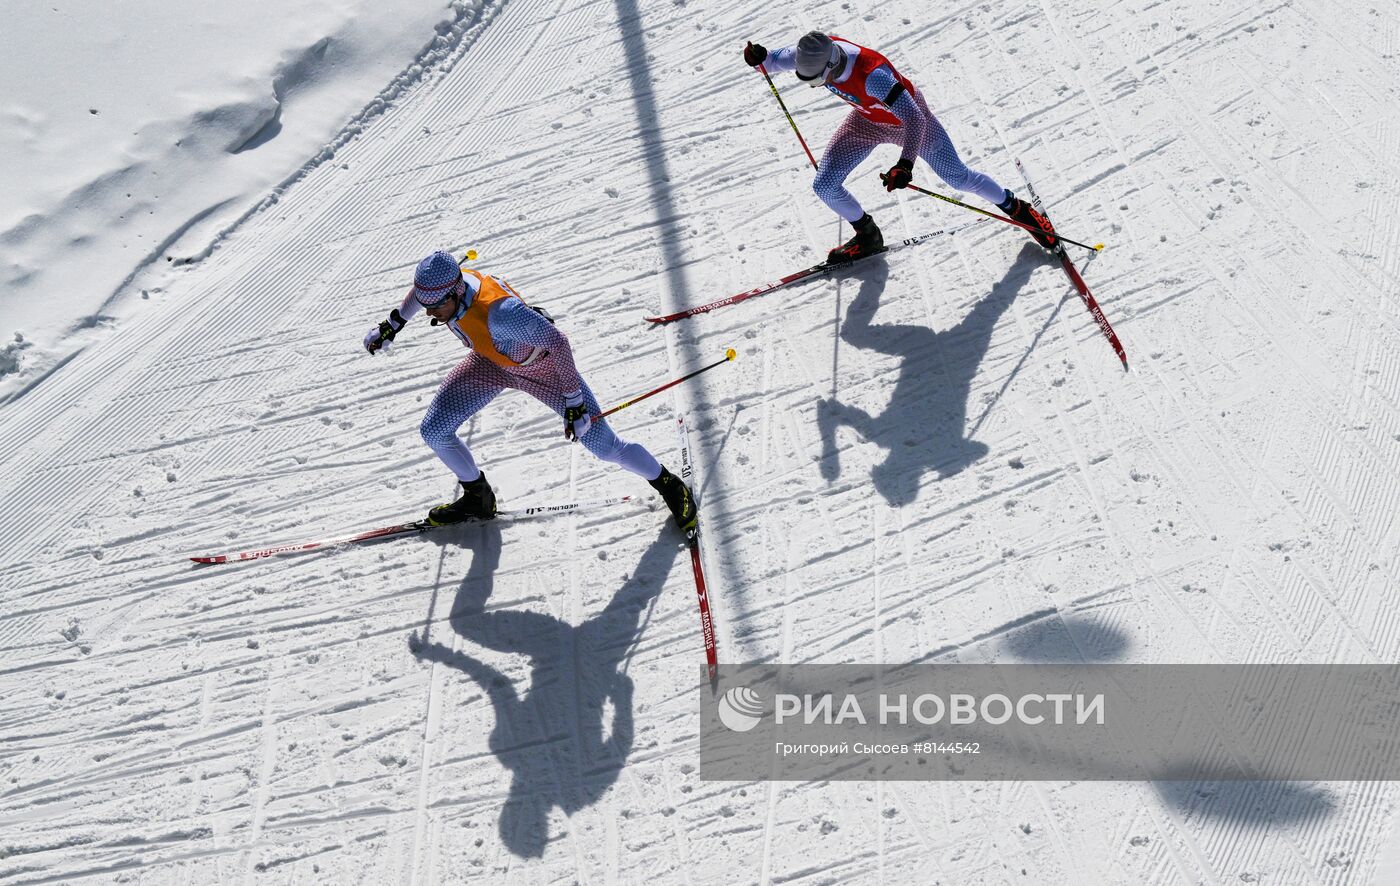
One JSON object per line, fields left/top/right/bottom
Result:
{"left": 4, "top": 0, "right": 1400, "bottom": 882}
{"left": 0, "top": 0, "right": 489, "bottom": 402}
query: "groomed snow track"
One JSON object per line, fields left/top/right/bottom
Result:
{"left": 4, "top": 0, "right": 1400, "bottom": 882}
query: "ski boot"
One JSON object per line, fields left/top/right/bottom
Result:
{"left": 427, "top": 473, "right": 498, "bottom": 525}
{"left": 1001, "top": 192, "right": 1059, "bottom": 252}
{"left": 650, "top": 467, "right": 698, "bottom": 534}
{"left": 827, "top": 213, "right": 884, "bottom": 265}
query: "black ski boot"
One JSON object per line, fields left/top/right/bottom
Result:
{"left": 827, "top": 213, "right": 884, "bottom": 265}
{"left": 427, "top": 473, "right": 498, "bottom": 525}
{"left": 1001, "top": 192, "right": 1059, "bottom": 252}
{"left": 650, "top": 467, "right": 697, "bottom": 534}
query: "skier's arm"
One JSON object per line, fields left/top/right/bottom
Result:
{"left": 866, "top": 66, "right": 927, "bottom": 161}
{"left": 396, "top": 287, "right": 424, "bottom": 324}
{"left": 490, "top": 298, "right": 584, "bottom": 394}
{"left": 758, "top": 45, "right": 799, "bottom": 74}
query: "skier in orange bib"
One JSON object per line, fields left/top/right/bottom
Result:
{"left": 364, "top": 251, "right": 696, "bottom": 531}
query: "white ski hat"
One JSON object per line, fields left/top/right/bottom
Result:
{"left": 795, "top": 32, "right": 839, "bottom": 83}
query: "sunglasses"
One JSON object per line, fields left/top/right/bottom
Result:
{"left": 417, "top": 275, "right": 464, "bottom": 309}
{"left": 797, "top": 48, "right": 843, "bottom": 85}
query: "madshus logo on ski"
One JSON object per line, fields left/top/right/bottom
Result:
{"left": 716, "top": 686, "right": 765, "bottom": 732}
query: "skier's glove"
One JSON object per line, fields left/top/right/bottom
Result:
{"left": 883, "top": 158, "right": 914, "bottom": 192}
{"left": 364, "top": 309, "right": 407, "bottom": 354}
{"left": 744, "top": 42, "right": 767, "bottom": 68}
{"left": 563, "top": 391, "right": 592, "bottom": 442}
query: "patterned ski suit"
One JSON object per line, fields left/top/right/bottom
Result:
{"left": 397, "top": 269, "right": 661, "bottom": 483}
{"left": 764, "top": 36, "right": 1008, "bottom": 221}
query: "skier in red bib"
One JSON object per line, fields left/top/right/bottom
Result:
{"left": 744, "top": 32, "right": 1058, "bottom": 262}
{"left": 364, "top": 251, "right": 697, "bottom": 532}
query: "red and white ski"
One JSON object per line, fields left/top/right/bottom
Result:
{"left": 644, "top": 223, "right": 973, "bottom": 324}
{"left": 189, "top": 495, "right": 635, "bottom": 564}
{"left": 1015, "top": 158, "right": 1128, "bottom": 370}
{"left": 676, "top": 414, "right": 719, "bottom": 687}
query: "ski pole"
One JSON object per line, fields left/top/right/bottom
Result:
{"left": 594, "top": 349, "right": 737, "bottom": 421}
{"left": 750, "top": 48, "right": 818, "bottom": 170}
{"left": 880, "top": 174, "right": 1105, "bottom": 254}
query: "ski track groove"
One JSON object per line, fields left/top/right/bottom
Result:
{"left": 975, "top": 8, "right": 1205, "bottom": 884}
{"left": 1090, "top": 0, "right": 1400, "bottom": 650}
{"left": 407, "top": 546, "right": 450, "bottom": 886}
{"left": 985, "top": 3, "right": 1400, "bottom": 879}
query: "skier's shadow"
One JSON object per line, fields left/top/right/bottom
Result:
{"left": 412, "top": 522, "right": 681, "bottom": 858}
{"left": 818, "top": 244, "right": 1041, "bottom": 505}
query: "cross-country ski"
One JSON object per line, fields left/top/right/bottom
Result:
{"left": 675, "top": 414, "right": 718, "bottom": 688}
{"left": 644, "top": 223, "right": 972, "bottom": 323}
{"left": 1014, "top": 157, "right": 1129, "bottom": 369}
{"left": 189, "top": 496, "right": 637, "bottom": 564}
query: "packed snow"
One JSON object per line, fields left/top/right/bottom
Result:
{"left": 0, "top": 0, "right": 490, "bottom": 402}
{"left": 3, "top": 0, "right": 1400, "bottom": 883}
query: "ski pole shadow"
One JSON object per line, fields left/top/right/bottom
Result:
{"left": 411, "top": 521, "right": 681, "bottom": 858}
{"left": 817, "top": 244, "right": 1041, "bottom": 506}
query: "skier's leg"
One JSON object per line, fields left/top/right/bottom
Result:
{"left": 914, "top": 95, "right": 1009, "bottom": 206}
{"left": 813, "top": 112, "right": 882, "bottom": 222}
{"left": 420, "top": 355, "right": 505, "bottom": 481}
{"left": 582, "top": 415, "right": 663, "bottom": 479}
{"left": 816, "top": 113, "right": 892, "bottom": 263}
{"left": 914, "top": 95, "right": 1059, "bottom": 248}
{"left": 521, "top": 373, "right": 696, "bottom": 530}
{"left": 524, "top": 380, "right": 662, "bottom": 479}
